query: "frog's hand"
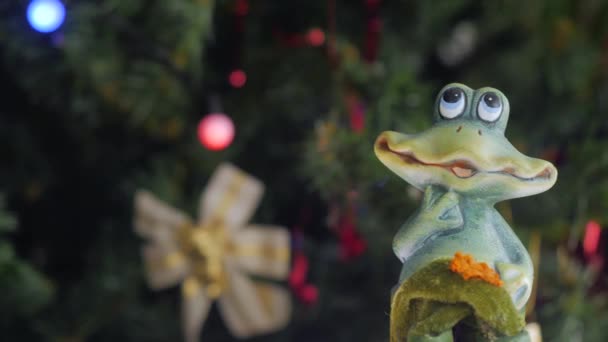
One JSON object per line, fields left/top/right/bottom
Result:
{"left": 419, "top": 187, "right": 463, "bottom": 228}
{"left": 496, "top": 262, "right": 532, "bottom": 311}
{"left": 393, "top": 187, "right": 464, "bottom": 262}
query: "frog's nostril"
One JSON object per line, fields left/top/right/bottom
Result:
{"left": 456, "top": 126, "right": 462, "bottom": 133}
{"left": 478, "top": 129, "right": 483, "bottom": 136}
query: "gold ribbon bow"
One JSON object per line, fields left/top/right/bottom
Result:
{"left": 134, "top": 163, "right": 291, "bottom": 341}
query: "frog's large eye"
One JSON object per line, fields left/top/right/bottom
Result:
{"left": 439, "top": 87, "right": 466, "bottom": 119}
{"left": 477, "top": 92, "right": 502, "bottom": 122}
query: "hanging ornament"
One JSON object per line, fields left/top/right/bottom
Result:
{"left": 289, "top": 252, "right": 318, "bottom": 305}
{"left": 274, "top": 28, "right": 327, "bottom": 49}
{"left": 306, "top": 28, "right": 325, "bottom": 47}
{"left": 231, "top": 0, "right": 248, "bottom": 82}
{"left": 583, "top": 220, "right": 602, "bottom": 262}
{"left": 345, "top": 91, "right": 366, "bottom": 133}
{"left": 134, "top": 163, "right": 291, "bottom": 342}
{"left": 336, "top": 206, "right": 367, "bottom": 261}
{"left": 27, "top": 0, "right": 66, "bottom": 33}
{"left": 197, "top": 113, "right": 235, "bottom": 151}
{"left": 229, "top": 69, "right": 247, "bottom": 88}
{"left": 363, "top": 0, "right": 382, "bottom": 63}
{"left": 289, "top": 228, "right": 319, "bottom": 305}
{"left": 328, "top": 192, "right": 367, "bottom": 262}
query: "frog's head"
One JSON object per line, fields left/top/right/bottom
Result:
{"left": 374, "top": 83, "right": 557, "bottom": 202}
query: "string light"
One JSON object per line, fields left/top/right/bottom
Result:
{"left": 583, "top": 220, "right": 601, "bottom": 259}
{"left": 27, "top": 0, "right": 65, "bottom": 33}
{"left": 228, "top": 70, "right": 247, "bottom": 88}
{"left": 197, "top": 113, "right": 235, "bottom": 151}
{"left": 307, "top": 28, "right": 325, "bottom": 47}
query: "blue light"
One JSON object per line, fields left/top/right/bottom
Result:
{"left": 27, "top": 0, "right": 66, "bottom": 33}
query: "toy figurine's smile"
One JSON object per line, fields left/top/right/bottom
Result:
{"left": 376, "top": 135, "right": 555, "bottom": 181}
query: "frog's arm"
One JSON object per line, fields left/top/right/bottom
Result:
{"left": 393, "top": 185, "right": 464, "bottom": 263}
{"left": 492, "top": 212, "right": 534, "bottom": 311}
{"left": 496, "top": 262, "right": 532, "bottom": 311}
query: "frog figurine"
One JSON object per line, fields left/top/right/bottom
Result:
{"left": 374, "top": 83, "right": 557, "bottom": 341}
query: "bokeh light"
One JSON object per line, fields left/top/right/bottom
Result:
{"left": 197, "top": 113, "right": 235, "bottom": 151}
{"left": 27, "top": 0, "right": 66, "bottom": 33}
{"left": 307, "top": 28, "right": 325, "bottom": 47}
{"left": 228, "top": 69, "right": 247, "bottom": 88}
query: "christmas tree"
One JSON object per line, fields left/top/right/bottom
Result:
{"left": 2, "top": 0, "right": 608, "bottom": 341}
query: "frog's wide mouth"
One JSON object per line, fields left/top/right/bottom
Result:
{"left": 376, "top": 138, "right": 553, "bottom": 181}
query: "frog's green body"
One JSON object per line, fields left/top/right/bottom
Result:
{"left": 375, "top": 84, "right": 557, "bottom": 341}
{"left": 394, "top": 187, "right": 533, "bottom": 311}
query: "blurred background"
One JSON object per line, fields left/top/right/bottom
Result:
{"left": 1, "top": 0, "right": 608, "bottom": 341}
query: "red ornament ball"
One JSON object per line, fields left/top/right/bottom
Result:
{"left": 299, "top": 284, "right": 319, "bottom": 305}
{"left": 584, "top": 220, "right": 602, "bottom": 258}
{"left": 234, "top": 0, "right": 249, "bottom": 16}
{"left": 228, "top": 69, "right": 247, "bottom": 88}
{"left": 197, "top": 113, "right": 235, "bottom": 151}
{"left": 307, "top": 28, "right": 325, "bottom": 47}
